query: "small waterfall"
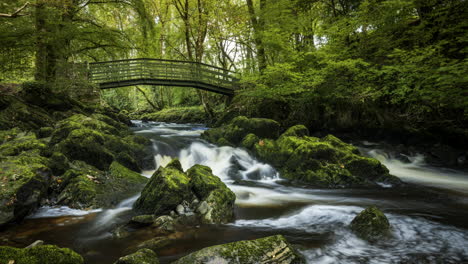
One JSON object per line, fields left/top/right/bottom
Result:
{"left": 179, "top": 141, "right": 279, "bottom": 181}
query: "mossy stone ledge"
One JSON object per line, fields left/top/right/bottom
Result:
{"left": 0, "top": 245, "right": 84, "bottom": 264}
{"left": 172, "top": 235, "right": 305, "bottom": 264}
{"left": 114, "top": 249, "right": 159, "bottom": 264}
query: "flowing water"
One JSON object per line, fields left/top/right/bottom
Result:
{"left": 1, "top": 121, "right": 468, "bottom": 264}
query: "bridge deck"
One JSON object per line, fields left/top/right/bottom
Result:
{"left": 89, "top": 58, "right": 237, "bottom": 96}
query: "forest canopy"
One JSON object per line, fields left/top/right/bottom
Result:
{"left": 0, "top": 0, "right": 466, "bottom": 128}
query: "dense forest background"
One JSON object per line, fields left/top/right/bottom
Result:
{"left": 1, "top": 0, "right": 467, "bottom": 144}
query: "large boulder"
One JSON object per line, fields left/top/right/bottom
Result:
{"left": 202, "top": 116, "right": 281, "bottom": 145}
{"left": 187, "top": 165, "right": 236, "bottom": 224}
{"left": 253, "top": 131, "right": 401, "bottom": 187}
{"left": 133, "top": 161, "right": 236, "bottom": 225}
{"left": 0, "top": 130, "right": 51, "bottom": 225}
{"left": 172, "top": 235, "right": 305, "bottom": 264}
{"left": 51, "top": 114, "right": 151, "bottom": 171}
{"left": 134, "top": 159, "right": 192, "bottom": 216}
{"left": 114, "top": 249, "right": 159, "bottom": 264}
{"left": 0, "top": 245, "right": 84, "bottom": 264}
{"left": 56, "top": 161, "right": 148, "bottom": 209}
{"left": 350, "top": 206, "right": 391, "bottom": 241}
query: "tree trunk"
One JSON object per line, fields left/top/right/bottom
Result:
{"left": 246, "top": 0, "right": 267, "bottom": 72}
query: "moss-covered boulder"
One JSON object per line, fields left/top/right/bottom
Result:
{"left": 0, "top": 130, "right": 51, "bottom": 225}
{"left": 251, "top": 130, "right": 401, "bottom": 187}
{"left": 51, "top": 114, "right": 151, "bottom": 171}
{"left": 187, "top": 165, "right": 236, "bottom": 224}
{"left": 134, "top": 159, "right": 191, "bottom": 215}
{"left": 172, "top": 235, "right": 304, "bottom": 264}
{"left": 202, "top": 116, "right": 281, "bottom": 145}
{"left": 56, "top": 161, "right": 148, "bottom": 209}
{"left": 350, "top": 206, "right": 391, "bottom": 241}
{"left": 0, "top": 245, "right": 84, "bottom": 264}
{"left": 114, "top": 249, "right": 159, "bottom": 264}
{"left": 139, "top": 106, "right": 207, "bottom": 123}
{"left": 134, "top": 162, "right": 236, "bottom": 224}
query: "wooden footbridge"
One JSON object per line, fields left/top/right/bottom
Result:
{"left": 88, "top": 58, "right": 238, "bottom": 96}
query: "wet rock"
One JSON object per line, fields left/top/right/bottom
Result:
{"left": 196, "top": 201, "right": 209, "bottom": 215}
{"left": 0, "top": 244, "right": 84, "bottom": 264}
{"left": 113, "top": 226, "right": 131, "bottom": 239}
{"left": 130, "top": 215, "right": 155, "bottom": 226}
{"left": 153, "top": 215, "right": 176, "bottom": 233}
{"left": 187, "top": 165, "right": 236, "bottom": 224}
{"left": 134, "top": 159, "right": 191, "bottom": 215}
{"left": 136, "top": 237, "right": 173, "bottom": 252}
{"left": 254, "top": 132, "right": 401, "bottom": 187}
{"left": 202, "top": 116, "right": 281, "bottom": 145}
{"left": 350, "top": 206, "right": 391, "bottom": 241}
{"left": 176, "top": 204, "right": 185, "bottom": 215}
{"left": 114, "top": 249, "right": 159, "bottom": 264}
{"left": 56, "top": 161, "right": 147, "bottom": 209}
{"left": 428, "top": 143, "right": 461, "bottom": 167}
{"left": 172, "top": 235, "right": 305, "bottom": 264}
{"left": 135, "top": 162, "right": 235, "bottom": 225}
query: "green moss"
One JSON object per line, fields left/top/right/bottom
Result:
{"left": 0, "top": 131, "right": 46, "bottom": 157}
{"left": 241, "top": 133, "right": 259, "bottom": 150}
{"left": 0, "top": 147, "right": 51, "bottom": 225}
{"left": 114, "top": 249, "right": 159, "bottom": 264}
{"left": 187, "top": 165, "right": 224, "bottom": 200}
{"left": 57, "top": 161, "right": 147, "bottom": 209}
{"left": 0, "top": 245, "right": 83, "bottom": 264}
{"left": 134, "top": 159, "right": 191, "bottom": 215}
{"left": 36, "top": 127, "right": 54, "bottom": 139}
{"left": 202, "top": 188, "right": 236, "bottom": 224}
{"left": 173, "top": 235, "right": 305, "bottom": 264}
{"left": 140, "top": 106, "right": 207, "bottom": 124}
{"left": 56, "top": 128, "right": 114, "bottom": 170}
{"left": 280, "top": 125, "right": 310, "bottom": 138}
{"left": 202, "top": 116, "right": 281, "bottom": 146}
{"left": 350, "top": 206, "right": 391, "bottom": 241}
{"left": 252, "top": 131, "right": 399, "bottom": 187}
{"left": 48, "top": 152, "right": 70, "bottom": 175}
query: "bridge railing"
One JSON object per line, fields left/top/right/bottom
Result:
{"left": 89, "top": 58, "right": 238, "bottom": 90}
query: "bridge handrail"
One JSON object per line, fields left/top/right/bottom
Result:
{"left": 88, "top": 58, "right": 238, "bottom": 94}
{"left": 89, "top": 58, "right": 237, "bottom": 75}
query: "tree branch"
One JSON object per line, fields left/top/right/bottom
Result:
{"left": 0, "top": 2, "right": 30, "bottom": 18}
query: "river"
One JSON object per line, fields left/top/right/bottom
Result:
{"left": 1, "top": 121, "right": 468, "bottom": 263}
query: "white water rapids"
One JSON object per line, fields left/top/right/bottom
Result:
{"left": 31, "top": 121, "right": 468, "bottom": 263}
